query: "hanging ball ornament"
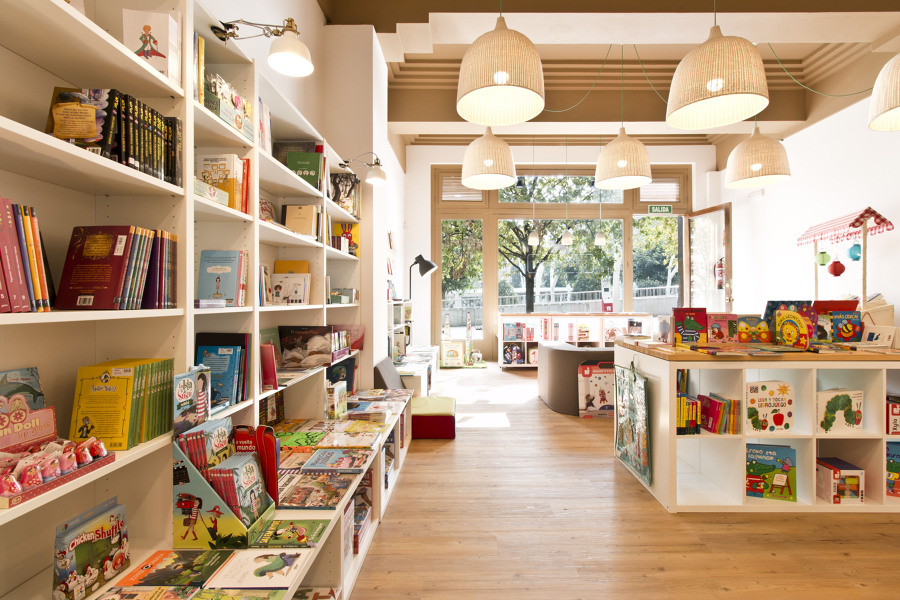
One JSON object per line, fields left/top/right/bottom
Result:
{"left": 827, "top": 259, "right": 846, "bottom": 277}
{"left": 848, "top": 243, "right": 862, "bottom": 261}
{"left": 815, "top": 251, "right": 830, "bottom": 266}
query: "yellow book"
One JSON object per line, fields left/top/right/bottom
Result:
{"left": 274, "top": 260, "right": 309, "bottom": 274}
{"left": 19, "top": 205, "right": 44, "bottom": 311}
{"left": 332, "top": 222, "right": 360, "bottom": 259}
{"left": 71, "top": 363, "right": 137, "bottom": 450}
{"left": 99, "top": 358, "right": 159, "bottom": 445}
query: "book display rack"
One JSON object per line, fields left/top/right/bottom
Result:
{"left": 615, "top": 340, "right": 900, "bottom": 513}
{"left": 0, "top": 1, "right": 393, "bottom": 598}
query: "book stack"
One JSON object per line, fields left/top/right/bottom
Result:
{"left": 698, "top": 393, "right": 741, "bottom": 434}
{"left": 676, "top": 394, "right": 700, "bottom": 435}
{"left": 70, "top": 358, "right": 174, "bottom": 450}
{"left": 195, "top": 154, "right": 249, "bottom": 214}
{"left": 55, "top": 225, "right": 177, "bottom": 310}
{"left": 209, "top": 452, "right": 271, "bottom": 526}
{"left": 301, "top": 448, "right": 372, "bottom": 474}
{"left": 0, "top": 199, "right": 52, "bottom": 313}
{"left": 353, "top": 470, "right": 374, "bottom": 553}
{"left": 196, "top": 249, "right": 249, "bottom": 308}
{"left": 196, "top": 344, "right": 245, "bottom": 413}
{"left": 196, "top": 332, "right": 251, "bottom": 407}
{"left": 176, "top": 417, "right": 235, "bottom": 484}
{"left": 46, "top": 87, "right": 183, "bottom": 186}
{"left": 277, "top": 471, "right": 356, "bottom": 509}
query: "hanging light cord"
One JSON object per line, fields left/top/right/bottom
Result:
{"left": 632, "top": 45, "right": 669, "bottom": 105}
{"left": 620, "top": 44, "right": 625, "bottom": 127}
{"left": 531, "top": 135, "right": 536, "bottom": 221}
{"left": 767, "top": 43, "right": 873, "bottom": 97}
{"left": 543, "top": 44, "right": 614, "bottom": 113}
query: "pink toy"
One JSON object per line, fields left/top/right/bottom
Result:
{"left": 88, "top": 439, "right": 108, "bottom": 459}
{"left": 40, "top": 456, "right": 61, "bottom": 482}
{"left": 59, "top": 452, "right": 77, "bottom": 475}
{"left": 1, "top": 473, "right": 22, "bottom": 494}
{"left": 75, "top": 445, "right": 93, "bottom": 467}
{"left": 19, "top": 465, "right": 43, "bottom": 489}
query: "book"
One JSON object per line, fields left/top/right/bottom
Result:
{"left": 277, "top": 472, "right": 355, "bottom": 509}
{"left": 745, "top": 443, "right": 797, "bottom": 502}
{"left": 270, "top": 273, "right": 311, "bottom": 305}
{"left": 831, "top": 311, "right": 864, "bottom": 343}
{"left": 273, "top": 260, "right": 309, "bottom": 274}
{"left": 293, "top": 588, "right": 341, "bottom": 600}
{"left": 326, "top": 381, "right": 348, "bottom": 420}
{"left": 577, "top": 362, "right": 615, "bottom": 418}
{"left": 736, "top": 315, "right": 772, "bottom": 344}
{"left": 177, "top": 417, "right": 235, "bottom": 483}
{"left": 53, "top": 497, "right": 129, "bottom": 596}
{"left": 249, "top": 519, "right": 329, "bottom": 548}
{"left": 673, "top": 308, "right": 707, "bottom": 347}
{"left": 196, "top": 332, "right": 252, "bottom": 405}
{"left": 331, "top": 172, "right": 360, "bottom": 216}
{"left": 279, "top": 326, "right": 334, "bottom": 368}
{"left": 123, "top": 9, "right": 180, "bottom": 82}
{"left": 55, "top": 225, "right": 135, "bottom": 309}
{"left": 173, "top": 365, "right": 211, "bottom": 437}
{"left": 301, "top": 448, "right": 372, "bottom": 474}
{"left": 0, "top": 367, "right": 46, "bottom": 410}
{"left": 282, "top": 205, "right": 318, "bottom": 237}
{"left": 209, "top": 452, "right": 271, "bottom": 526}
{"left": 196, "top": 154, "right": 245, "bottom": 212}
{"left": 887, "top": 442, "right": 900, "bottom": 497}
{"left": 286, "top": 152, "right": 324, "bottom": 190}
{"left": 332, "top": 223, "right": 360, "bottom": 257}
{"left": 775, "top": 309, "right": 812, "bottom": 349}
{"left": 0, "top": 198, "right": 29, "bottom": 312}
{"left": 70, "top": 362, "right": 138, "bottom": 449}
{"left": 745, "top": 381, "right": 794, "bottom": 434}
{"left": 117, "top": 550, "right": 233, "bottom": 587}
{"left": 260, "top": 344, "right": 278, "bottom": 392}
{"left": 197, "top": 250, "right": 243, "bottom": 307}
{"left": 315, "top": 431, "right": 381, "bottom": 449}
{"left": 816, "top": 457, "right": 864, "bottom": 503}
{"left": 205, "top": 549, "right": 312, "bottom": 590}
{"left": 707, "top": 313, "right": 737, "bottom": 344}
{"left": 197, "top": 346, "right": 243, "bottom": 411}
{"left": 816, "top": 388, "right": 863, "bottom": 434}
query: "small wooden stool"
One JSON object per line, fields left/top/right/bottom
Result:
{"left": 411, "top": 396, "right": 456, "bottom": 439}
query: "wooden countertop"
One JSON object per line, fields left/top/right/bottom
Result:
{"left": 615, "top": 340, "right": 900, "bottom": 362}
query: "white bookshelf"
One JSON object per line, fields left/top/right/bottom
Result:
{"left": 615, "top": 342, "right": 900, "bottom": 513}
{"left": 0, "top": 0, "right": 389, "bottom": 597}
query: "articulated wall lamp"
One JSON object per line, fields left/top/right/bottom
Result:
{"left": 339, "top": 152, "right": 387, "bottom": 185}
{"left": 211, "top": 18, "right": 313, "bottom": 77}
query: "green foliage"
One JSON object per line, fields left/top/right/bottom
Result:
{"left": 441, "top": 220, "right": 483, "bottom": 298}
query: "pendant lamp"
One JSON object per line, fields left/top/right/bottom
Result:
{"left": 868, "top": 53, "right": 900, "bottom": 131}
{"left": 461, "top": 127, "right": 517, "bottom": 190}
{"left": 561, "top": 230, "right": 574, "bottom": 246}
{"left": 666, "top": 25, "right": 769, "bottom": 130}
{"left": 725, "top": 126, "right": 791, "bottom": 189}
{"left": 456, "top": 16, "right": 545, "bottom": 126}
{"left": 595, "top": 47, "right": 651, "bottom": 190}
{"left": 593, "top": 230, "right": 606, "bottom": 246}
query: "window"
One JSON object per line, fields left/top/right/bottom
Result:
{"left": 441, "top": 219, "right": 483, "bottom": 340}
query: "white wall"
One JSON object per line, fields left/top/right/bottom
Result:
{"left": 720, "top": 99, "right": 900, "bottom": 318}
{"left": 404, "top": 144, "right": 717, "bottom": 345}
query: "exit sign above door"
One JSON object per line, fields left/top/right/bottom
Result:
{"left": 647, "top": 205, "right": 673, "bottom": 214}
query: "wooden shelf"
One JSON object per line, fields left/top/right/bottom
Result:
{"left": 192, "top": 306, "right": 254, "bottom": 315}
{"left": 260, "top": 304, "right": 325, "bottom": 312}
{"left": 210, "top": 397, "right": 255, "bottom": 420}
{"left": 325, "top": 246, "right": 359, "bottom": 261}
{"left": 258, "top": 220, "right": 322, "bottom": 248}
{"left": 0, "top": 116, "right": 184, "bottom": 196}
{"left": 0, "top": 434, "right": 172, "bottom": 527}
{"left": 193, "top": 101, "right": 253, "bottom": 148}
{"left": 0, "top": 0, "right": 184, "bottom": 99}
{"left": 326, "top": 303, "right": 360, "bottom": 309}
{"left": 193, "top": 196, "right": 253, "bottom": 222}
{"left": 0, "top": 308, "right": 183, "bottom": 326}
{"left": 258, "top": 152, "right": 323, "bottom": 198}
{"left": 258, "top": 75, "right": 322, "bottom": 141}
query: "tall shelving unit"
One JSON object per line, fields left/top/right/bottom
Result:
{"left": 0, "top": 1, "right": 394, "bottom": 597}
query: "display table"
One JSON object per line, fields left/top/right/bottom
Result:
{"left": 614, "top": 340, "right": 900, "bottom": 513}
{"left": 537, "top": 342, "right": 614, "bottom": 416}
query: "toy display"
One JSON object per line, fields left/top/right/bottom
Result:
{"left": 816, "top": 457, "right": 864, "bottom": 504}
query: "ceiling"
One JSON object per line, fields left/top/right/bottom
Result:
{"left": 316, "top": 2, "right": 900, "bottom": 168}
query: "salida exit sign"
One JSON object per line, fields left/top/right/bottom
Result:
{"left": 647, "top": 205, "right": 673, "bottom": 214}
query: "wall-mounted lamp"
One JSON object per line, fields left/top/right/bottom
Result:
{"left": 408, "top": 254, "right": 437, "bottom": 300}
{"left": 339, "top": 152, "right": 387, "bottom": 185}
{"left": 211, "top": 18, "right": 313, "bottom": 77}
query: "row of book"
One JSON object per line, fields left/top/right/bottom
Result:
{"left": 0, "top": 199, "right": 53, "bottom": 313}
{"left": 69, "top": 357, "right": 174, "bottom": 450}
{"left": 260, "top": 259, "right": 311, "bottom": 307}
{"left": 676, "top": 392, "right": 741, "bottom": 436}
{"left": 196, "top": 153, "right": 250, "bottom": 214}
{"left": 47, "top": 87, "right": 183, "bottom": 186}
{"left": 196, "top": 249, "right": 250, "bottom": 308}
{"left": 196, "top": 331, "right": 252, "bottom": 411}
{"left": 209, "top": 451, "right": 271, "bottom": 526}
{"left": 329, "top": 286, "right": 359, "bottom": 304}
{"left": 56, "top": 225, "right": 177, "bottom": 310}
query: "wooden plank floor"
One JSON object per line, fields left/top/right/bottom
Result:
{"left": 351, "top": 364, "right": 900, "bottom": 599}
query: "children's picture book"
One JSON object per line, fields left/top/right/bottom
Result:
{"left": 70, "top": 363, "right": 137, "bottom": 450}
{"left": 210, "top": 453, "right": 271, "bottom": 527}
{"left": 293, "top": 588, "right": 341, "bottom": 600}
{"left": 745, "top": 443, "right": 797, "bottom": 502}
{"left": 277, "top": 472, "right": 355, "bottom": 509}
{"left": 286, "top": 152, "right": 324, "bottom": 190}
{"left": 815, "top": 314, "right": 833, "bottom": 343}
{"left": 173, "top": 365, "right": 211, "bottom": 437}
{"left": 117, "top": 550, "right": 233, "bottom": 587}
{"left": 196, "top": 250, "right": 243, "bottom": 307}
{"left": 887, "top": 441, "right": 900, "bottom": 497}
{"left": 707, "top": 313, "right": 737, "bottom": 344}
{"left": 197, "top": 346, "right": 243, "bottom": 411}
{"left": 97, "top": 588, "right": 202, "bottom": 600}
{"left": 196, "top": 155, "right": 244, "bottom": 212}
{"left": 831, "top": 311, "right": 863, "bottom": 343}
{"left": 315, "top": 431, "right": 380, "bottom": 449}
{"left": 775, "top": 309, "right": 812, "bottom": 349}
{"left": 0, "top": 367, "right": 46, "bottom": 410}
{"left": 332, "top": 223, "right": 360, "bottom": 257}
{"left": 816, "top": 389, "right": 863, "bottom": 434}
{"left": 672, "top": 307, "right": 707, "bottom": 347}
{"left": 249, "top": 519, "right": 329, "bottom": 549}
{"left": 331, "top": 172, "right": 359, "bottom": 217}
{"left": 177, "top": 417, "right": 235, "bottom": 483}
{"left": 55, "top": 225, "right": 135, "bottom": 310}
{"left": 745, "top": 381, "right": 794, "bottom": 433}
{"left": 54, "top": 497, "right": 129, "bottom": 599}
{"left": 762, "top": 300, "right": 814, "bottom": 333}
{"left": 122, "top": 9, "right": 180, "bottom": 82}
{"left": 577, "top": 361, "right": 615, "bottom": 418}
{"left": 736, "top": 315, "right": 771, "bottom": 344}
{"left": 192, "top": 591, "right": 289, "bottom": 600}
{"left": 278, "top": 326, "right": 334, "bottom": 369}
{"left": 270, "top": 273, "right": 311, "bottom": 305}
{"left": 301, "top": 448, "right": 372, "bottom": 474}
{"left": 205, "top": 549, "right": 312, "bottom": 590}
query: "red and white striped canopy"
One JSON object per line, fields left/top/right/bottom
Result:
{"left": 797, "top": 207, "right": 894, "bottom": 246}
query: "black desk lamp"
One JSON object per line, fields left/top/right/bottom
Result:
{"left": 408, "top": 254, "right": 437, "bottom": 300}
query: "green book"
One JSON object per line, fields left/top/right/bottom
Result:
{"left": 286, "top": 151, "right": 323, "bottom": 190}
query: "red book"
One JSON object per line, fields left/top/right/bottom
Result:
{"left": 260, "top": 343, "right": 277, "bottom": 391}
{"left": 240, "top": 157, "right": 250, "bottom": 214}
{"left": 0, "top": 255, "right": 10, "bottom": 312}
{"left": 0, "top": 199, "right": 30, "bottom": 312}
{"left": 56, "top": 225, "right": 136, "bottom": 309}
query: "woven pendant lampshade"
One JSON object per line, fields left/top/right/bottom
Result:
{"left": 725, "top": 126, "right": 791, "bottom": 189}
{"left": 560, "top": 230, "right": 574, "bottom": 246}
{"left": 461, "top": 127, "right": 517, "bottom": 190}
{"left": 594, "top": 127, "right": 652, "bottom": 190}
{"left": 456, "top": 16, "right": 545, "bottom": 126}
{"left": 666, "top": 25, "right": 769, "bottom": 130}
{"left": 868, "top": 53, "right": 900, "bottom": 131}
{"left": 528, "top": 230, "right": 539, "bottom": 246}
{"left": 594, "top": 230, "right": 606, "bottom": 246}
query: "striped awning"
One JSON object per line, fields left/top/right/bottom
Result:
{"left": 797, "top": 207, "right": 894, "bottom": 246}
